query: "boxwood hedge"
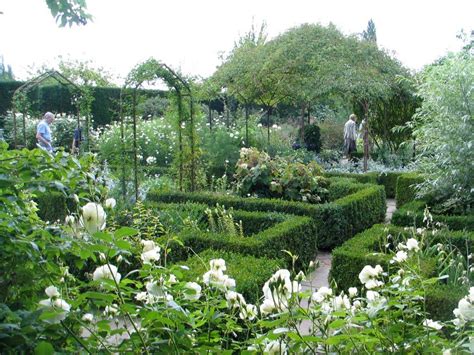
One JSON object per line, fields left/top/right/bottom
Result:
{"left": 148, "top": 180, "right": 386, "bottom": 250}
{"left": 331, "top": 224, "right": 472, "bottom": 320}
{"left": 392, "top": 201, "right": 474, "bottom": 231}
{"left": 395, "top": 173, "right": 424, "bottom": 207}
{"left": 178, "top": 249, "right": 284, "bottom": 303}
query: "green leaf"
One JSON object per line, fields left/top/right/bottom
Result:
{"left": 115, "top": 240, "right": 132, "bottom": 251}
{"left": 115, "top": 227, "right": 138, "bottom": 238}
{"left": 329, "top": 319, "right": 346, "bottom": 329}
{"left": 93, "top": 232, "right": 113, "bottom": 243}
{"left": 35, "top": 341, "right": 54, "bottom": 355}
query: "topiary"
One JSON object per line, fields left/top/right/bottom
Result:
{"left": 302, "top": 124, "right": 321, "bottom": 153}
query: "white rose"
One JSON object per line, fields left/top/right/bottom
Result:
{"left": 65, "top": 215, "right": 75, "bottom": 226}
{"left": 93, "top": 264, "right": 121, "bottom": 283}
{"left": 81, "top": 202, "right": 106, "bottom": 234}
{"left": 423, "top": 319, "right": 443, "bottom": 330}
{"left": 82, "top": 313, "right": 94, "bottom": 322}
{"left": 141, "top": 240, "right": 156, "bottom": 252}
{"left": 105, "top": 198, "right": 116, "bottom": 209}
{"left": 184, "top": 282, "right": 202, "bottom": 301}
{"left": 264, "top": 340, "right": 287, "bottom": 354}
{"left": 406, "top": 238, "right": 420, "bottom": 252}
{"left": 393, "top": 250, "right": 408, "bottom": 263}
{"left": 141, "top": 248, "right": 160, "bottom": 264}
{"left": 348, "top": 287, "right": 358, "bottom": 297}
{"left": 209, "top": 259, "right": 226, "bottom": 272}
{"left": 260, "top": 298, "right": 276, "bottom": 315}
{"left": 45, "top": 286, "right": 60, "bottom": 298}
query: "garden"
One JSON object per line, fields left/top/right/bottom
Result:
{"left": 0, "top": 5, "right": 473, "bottom": 353}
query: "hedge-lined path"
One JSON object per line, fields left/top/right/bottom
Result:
{"left": 385, "top": 198, "right": 396, "bottom": 223}
{"left": 299, "top": 197, "right": 397, "bottom": 334}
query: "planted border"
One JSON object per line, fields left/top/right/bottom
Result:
{"left": 331, "top": 224, "right": 472, "bottom": 320}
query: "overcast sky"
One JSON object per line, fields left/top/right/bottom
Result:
{"left": 1, "top": 0, "right": 472, "bottom": 83}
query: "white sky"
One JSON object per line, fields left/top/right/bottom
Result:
{"left": 1, "top": 0, "right": 472, "bottom": 83}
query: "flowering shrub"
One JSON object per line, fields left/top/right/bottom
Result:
{"left": 234, "top": 147, "right": 329, "bottom": 203}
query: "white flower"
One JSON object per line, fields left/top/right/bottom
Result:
{"left": 141, "top": 240, "right": 156, "bottom": 252}
{"left": 348, "top": 287, "right": 358, "bottom": 297}
{"left": 311, "top": 286, "right": 333, "bottom": 303}
{"left": 406, "top": 238, "right": 420, "bottom": 252}
{"left": 423, "top": 319, "right": 443, "bottom": 330}
{"left": 393, "top": 250, "right": 408, "bottom": 263}
{"left": 93, "top": 264, "right": 121, "bottom": 283}
{"left": 260, "top": 298, "right": 276, "bottom": 315}
{"left": 455, "top": 298, "right": 474, "bottom": 321}
{"left": 226, "top": 291, "right": 246, "bottom": 308}
{"left": 332, "top": 295, "right": 351, "bottom": 311}
{"left": 359, "top": 265, "right": 384, "bottom": 289}
{"left": 45, "top": 286, "right": 60, "bottom": 298}
{"left": 240, "top": 303, "right": 257, "bottom": 320}
{"left": 104, "top": 304, "right": 119, "bottom": 316}
{"left": 141, "top": 248, "right": 161, "bottom": 264}
{"left": 81, "top": 202, "right": 106, "bottom": 234}
{"left": 183, "top": 282, "right": 202, "bottom": 301}
{"left": 146, "top": 156, "right": 157, "bottom": 165}
{"left": 264, "top": 340, "right": 287, "bottom": 354}
{"left": 39, "top": 298, "right": 70, "bottom": 324}
{"left": 223, "top": 277, "right": 236, "bottom": 289}
{"left": 239, "top": 163, "right": 248, "bottom": 170}
{"left": 99, "top": 252, "right": 106, "bottom": 262}
{"left": 105, "top": 198, "right": 116, "bottom": 209}
{"left": 117, "top": 255, "right": 123, "bottom": 263}
{"left": 168, "top": 274, "right": 177, "bottom": 284}
{"left": 135, "top": 292, "right": 148, "bottom": 302}
{"left": 271, "top": 124, "right": 278, "bottom": 129}
{"left": 366, "top": 290, "right": 380, "bottom": 302}
{"left": 257, "top": 123, "right": 262, "bottom": 128}
{"left": 65, "top": 215, "right": 75, "bottom": 226}
{"left": 209, "top": 259, "right": 226, "bottom": 272}
{"left": 72, "top": 194, "right": 80, "bottom": 203}
{"left": 82, "top": 313, "right": 94, "bottom": 322}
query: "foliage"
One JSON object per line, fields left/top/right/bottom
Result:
{"left": 205, "top": 204, "right": 244, "bottom": 238}
{"left": 413, "top": 51, "right": 474, "bottom": 213}
{"left": 147, "top": 180, "right": 386, "bottom": 250}
{"left": 395, "top": 172, "right": 424, "bottom": 207}
{"left": 331, "top": 223, "right": 473, "bottom": 320}
{"left": 392, "top": 201, "right": 474, "bottom": 231}
{"left": 45, "top": 0, "right": 92, "bottom": 27}
{"left": 301, "top": 123, "right": 321, "bottom": 152}
{"left": 181, "top": 249, "right": 284, "bottom": 303}
{"left": 234, "top": 147, "right": 329, "bottom": 203}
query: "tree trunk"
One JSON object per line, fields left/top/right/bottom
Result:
{"left": 362, "top": 100, "right": 369, "bottom": 172}
{"left": 300, "top": 105, "right": 306, "bottom": 143}
{"left": 245, "top": 105, "right": 249, "bottom": 147}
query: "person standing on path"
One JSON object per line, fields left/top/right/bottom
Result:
{"left": 36, "top": 112, "right": 55, "bottom": 152}
{"left": 343, "top": 113, "right": 357, "bottom": 160}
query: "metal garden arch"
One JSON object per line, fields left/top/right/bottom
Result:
{"left": 122, "top": 58, "right": 196, "bottom": 201}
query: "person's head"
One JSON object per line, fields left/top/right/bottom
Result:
{"left": 349, "top": 113, "right": 357, "bottom": 122}
{"left": 43, "top": 112, "right": 54, "bottom": 124}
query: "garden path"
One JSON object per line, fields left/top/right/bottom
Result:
{"left": 299, "top": 197, "right": 396, "bottom": 334}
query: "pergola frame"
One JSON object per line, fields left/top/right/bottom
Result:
{"left": 11, "top": 70, "right": 83, "bottom": 149}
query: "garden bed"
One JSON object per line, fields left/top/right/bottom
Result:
{"left": 330, "top": 224, "right": 473, "bottom": 320}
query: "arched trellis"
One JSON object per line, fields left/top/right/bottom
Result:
{"left": 122, "top": 58, "right": 196, "bottom": 201}
{"left": 11, "top": 70, "right": 85, "bottom": 150}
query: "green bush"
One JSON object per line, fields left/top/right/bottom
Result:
{"left": 302, "top": 124, "right": 321, "bottom": 153}
{"left": 179, "top": 249, "right": 284, "bottom": 303}
{"left": 396, "top": 173, "right": 424, "bottom": 207}
{"left": 325, "top": 172, "right": 378, "bottom": 185}
{"left": 331, "top": 224, "right": 472, "bottom": 320}
{"left": 164, "top": 212, "right": 315, "bottom": 269}
{"left": 35, "top": 191, "right": 76, "bottom": 223}
{"left": 148, "top": 180, "right": 386, "bottom": 250}
{"left": 392, "top": 200, "right": 474, "bottom": 231}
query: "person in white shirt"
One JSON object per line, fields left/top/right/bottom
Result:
{"left": 36, "top": 112, "right": 55, "bottom": 152}
{"left": 343, "top": 114, "right": 357, "bottom": 160}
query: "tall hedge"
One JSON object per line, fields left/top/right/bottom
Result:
{"left": 0, "top": 81, "right": 165, "bottom": 127}
{"left": 395, "top": 173, "right": 424, "bottom": 207}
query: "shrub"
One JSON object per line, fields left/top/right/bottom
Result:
{"left": 179, "top": 249, "right": 284, "bottom": 303}
{"left": 148, "top": 181, "right": 386, "bottom": 250}
{"left": 302, "top": 124, "right": 321, "bottom": 152}
{"left": 392, "top": 200, "right": 474, "bottom": 231}
{"left": 331, "top": 224, "right": 472, "bottom": 320}
{"left": 35, "top": 192, "right": 76, "bottom": 223}
{"left": 413, "top": 51, "right": 474, "bottom": 212}
{"left": 395, "top": 173, "right": 424, "bottom": 207}
{"left": 165, "top": 212, "right": 315, "bottom": 269}
{"left": 234, "top": 147, "right": 330, "bottom": 203}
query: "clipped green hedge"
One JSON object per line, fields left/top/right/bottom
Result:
{"left": 35, "top": 191, "right": 75, "bottom": 222}
{"left": 392, "top": 201, "right": 474, "bottom": 231}
{"left": 164, "top": 212, "right": 315, "bottom": 269}
{"left": 396, "top": 173, "right": 424, "bottom": 207}
{"left": 331, "top": 224, "right": 472, "bottom": 320}
{"left": 148, "top": 181, "right": 386, "bottom": 250}
{"left": 179, "top": 249, "right": 284, "bottom": 303}
{"left": 326, "top": 171, "right": 410, "bottom": 198}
